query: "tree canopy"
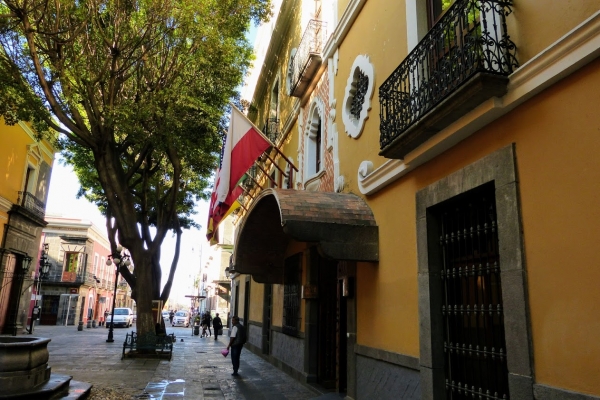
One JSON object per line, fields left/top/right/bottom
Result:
{"left": 0, "top": 0, "right": 271, "bottom": 335}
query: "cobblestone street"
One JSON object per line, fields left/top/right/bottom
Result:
{"left": 17, "top": 324, "right": 331, "bottom": 400}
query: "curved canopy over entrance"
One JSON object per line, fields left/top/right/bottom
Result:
{"left": 233, "top": 189, "right": 379, "bottom": 283}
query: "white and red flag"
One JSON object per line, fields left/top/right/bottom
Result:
{"left": 206, "top": 105, "right": 271, "bottom": 242}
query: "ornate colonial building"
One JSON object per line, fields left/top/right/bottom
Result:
{"left": 224, "top": 0, "right": 600, "bottom": 399}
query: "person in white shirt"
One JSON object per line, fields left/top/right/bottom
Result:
{"left": 226, "top": 316, "right": 245, "bottom": 376}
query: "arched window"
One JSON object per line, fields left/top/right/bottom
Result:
{"left": 306, "top": 103, "right": 324, "bottom": 179}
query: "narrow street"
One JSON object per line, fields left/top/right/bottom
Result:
{"left": 22, "top": 324, "right": 328, "bottom": 399}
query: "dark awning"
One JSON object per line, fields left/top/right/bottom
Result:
{"left": 233, "top": 189, "right": 378, "bottom": 284}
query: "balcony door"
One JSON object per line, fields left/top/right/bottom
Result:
{"left": 427, "top": 0, "right": 454, "bottom": 27}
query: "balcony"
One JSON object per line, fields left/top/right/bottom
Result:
{"left": 45, "top": 269, "right": 84, "bottom": 285}
{"left": 17, "top": 191, "right": 46, "bottom": 220}
{"left": 290, "top": 20, "right": 327, "bottom": 98}
{"left": 379, "top": 0, "right": 518, "bottom": 159}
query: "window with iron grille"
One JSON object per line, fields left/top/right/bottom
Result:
{"left": 342, "top": 55, "right": 375, "bottom": 139}
{"left": 434, "top": 183, "right": 509, "bottom": 399}
{"left": 283, "top": 253, "right": 302, "bottom": 336}
{"left": 349, "top": 70, "right": 369, "bottom": 120}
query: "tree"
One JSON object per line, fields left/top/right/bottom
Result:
{"left": 0, "top": 0, "right": 270, "bottom": 337}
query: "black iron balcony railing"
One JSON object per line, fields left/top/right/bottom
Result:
{"left": 379, "top": 0, "right": 518, "bottom": 154}
{"left": 264, "top": 118, "right": 280, "bottom": 143}
{"left": 45, "top": 268, "right": 84, "bottom": 284}
{"left": 290, "top": 19, "right": 327, "bottom": 98}
{"left": 17, "top": 191, "right": 45, "bottom": 220}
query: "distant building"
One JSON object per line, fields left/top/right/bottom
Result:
{"left": 0, "top": 120, "right": 56, "bottom": 334}
{"left": 39, "top": 216, "right": 133, "bottom": 326}
{"left": 202, "top": 216, "right": 234, "bottom": 316}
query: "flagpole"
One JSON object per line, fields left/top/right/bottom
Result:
{"left": 254, "top": 161, "right": 278, "bottom": 186}
{"left": 241, "top": 186, "right": 255, "bottom": 200}
{"left": 246, "top": 171, "right": 265, "bottom": 191}
{"left": 270, "top": 145, "right": 298, "bottom": 172}
{"left": 263, "top": 152, "right": 288, "bottom": 178}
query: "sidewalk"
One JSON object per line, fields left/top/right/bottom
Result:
{"left": 15, "top": 324, "right": 329, "bottom": 400}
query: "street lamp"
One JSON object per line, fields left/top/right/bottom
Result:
{"left": 27, "top": 244, "right": 51, "bottom": 334}
{"left": 106, "top": 245, "right": 131, "bottom": 343}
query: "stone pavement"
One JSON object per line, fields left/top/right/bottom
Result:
{"left": 12, "top": 324, "right": 337, "bottom": 400}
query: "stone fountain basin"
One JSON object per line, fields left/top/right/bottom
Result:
{"left": 0, "top": 336, "right": 51, "bottom": 392}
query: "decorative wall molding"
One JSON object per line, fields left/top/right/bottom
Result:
{"left": 342, "top": 55, "right": 375, "bottom": 139}
{"left": 0, "top": 195, "right": 13, "bottom": 213}
{"left": 358, "top": 11, "right": 600, "bottom": 195}
{"left": 18, "top": 121, "right": 55, "bottom": 160}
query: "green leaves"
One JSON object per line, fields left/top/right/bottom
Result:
{"left": 0, "top": 0, "right": 270, "bottom": 232}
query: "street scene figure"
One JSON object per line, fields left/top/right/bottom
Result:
{"left": 227, "top": 316, "right": 246, "bottom": 376}
{"left": 213, "top": 313, "right": 223, "bottom": 341}
{"left": 169, "top": 310, "right": 175, "bottom": 326}
{"left": 201, "top": 312, "right": 212, "bottom": 338}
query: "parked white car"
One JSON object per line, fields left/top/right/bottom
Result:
{"left": 106, "top": 307, "right": 134, "bottom": 328}
{"left": 162, "top": 311, "right": 170, "bottom": 323}
{"left": 172, "top": 311, "right": 190, "bottom": 327}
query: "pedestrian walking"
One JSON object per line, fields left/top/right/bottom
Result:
{"left": 201, "top": 312, "right": 212, "bottom": 337}
{"left": 169, "top": 310, "right": 175, "bottom": 326}
{"left": 213, "top": 313, "right": 223, "bottom": 340}
{"left": 226, "top": 316, "right": 246, "bottom": 376}
{"left": 205, "top": 312, "right": 212, "bottom": 337}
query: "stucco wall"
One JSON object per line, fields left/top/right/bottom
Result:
{"left": 249, "top": 279, "right": 264, "bottom": 323}
{"left": 351, "top": 56, "right": 600, "bottom": 395}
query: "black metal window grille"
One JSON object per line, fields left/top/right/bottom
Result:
{"left": 436, "top": 183, "right": 509, "bottom": 399}
{"left": 379, "top": 0, "right": 518, "bottom": 149}
{"left": 265, "top": 117, "right": 280, "bottom": 143}
{"left": 283, "top": 254, "right": 301, "bottom": 336}
{"left": 350, "top": 70, "right": 369, "bottom": 120}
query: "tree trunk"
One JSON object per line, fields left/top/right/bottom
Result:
{"left": 132, "top": 249, "right": 155, "bottom": 340}
{"left": 94, "top": 143, "right": 158, "bottom": 338}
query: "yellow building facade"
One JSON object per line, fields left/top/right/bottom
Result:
{"left": 0, "top": 119, "right": 56, "bottom": 334}
{"left": 227, "top": 0, "right": 600, "bottom": 399}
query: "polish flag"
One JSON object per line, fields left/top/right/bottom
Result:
{"left": 206, "top": 106, "right": 271, "bottom": 242}
{"left": 217, "top": 106, "right": 271, "bottom": 203}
